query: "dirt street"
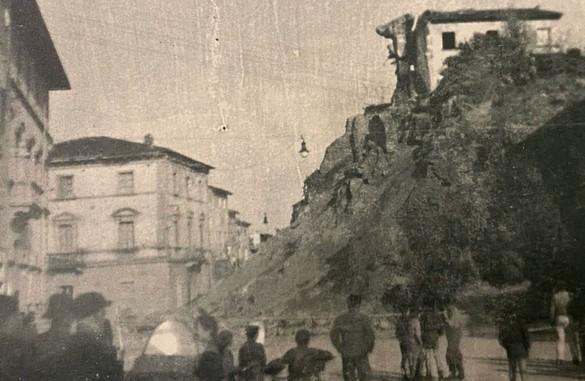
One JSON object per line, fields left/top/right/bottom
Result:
{"left": 263, "top": 335, "right": 584, "bottom": 381}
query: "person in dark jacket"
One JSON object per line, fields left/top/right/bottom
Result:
{"left": 69, "top": 292, "right": 122, "bottom": 380}
{"left": 32, "top": 293, "right": 76, "bottom": 381}
{"left": 280, "top": 329, "right": 334, "bottom": 381}
{"left": 0, "top": 295, "right": 35, "bottom": 381}
{"left": 239, "top": 325, "right": 267, "bottom": 381}
{"left": 196, "top": 330, "right": 237, "bottom": 381}
{"left": 498, "top": 303, "right": 530, "bottom": 381}
{"left": 330, "top": 294, "right": 376, "bottom": 381}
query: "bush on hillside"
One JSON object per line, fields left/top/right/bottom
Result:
{"left": 432, "top": 19, "right": 534, "bottom": 108}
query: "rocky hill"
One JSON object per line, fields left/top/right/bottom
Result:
{"left": 199, "top": 32, "right": 585, "bottom": 319}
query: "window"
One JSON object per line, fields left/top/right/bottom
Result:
{"left": 118, "top": 221, "right": 135, "bottom": 249}
{"left": 118, "top": 171, "right": 134, "bottom": 194}
{"left": 486, "top": 30, "right": 499, "bottom": 39}
{"left": 197, "top": 179, "right": 204, "bottom": 201}
{"left": 198, "top": 213, "right": 206, "bottom": 248}
{"left": 53, "top": 213, "right": 77, "bottom": 253}
{"left": 59, "top": 285, "right": 74, "bottom": 297}
{"left": 58, "top": 176, "right": 74, "bottom": 199}
{"left": 58, "top": 224, "right": 75, "bottom": 253}
{"left": 173, "top": 219, "right": 180, "bottom": 247}
{"left": 186, "top": 177, "right": 192, "bottom": 198}
{"left": 536, "top": 28, "right": 552, "bottom": 46}
{"left": 33, "top": 149, "right": 43, "bottom": 164}
{"left": 442, "top": 32, "right": 457, "bottom": 50}
{"left": 172, "top": 172, "right": 178, "bottom": 195}
{"left": 112, "top": 209, "right": 139, "bottom": 250}
{"left": 187, "top": 216, "right": 193, "bottom": 248}
{"left": 15, "top": 124, "right": 24, "bottom": 148}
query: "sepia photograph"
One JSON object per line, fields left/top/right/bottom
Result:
{"left": 1, "top": 0, "right": 585, "bottom": 380}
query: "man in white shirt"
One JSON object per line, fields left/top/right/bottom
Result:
{"left": 551, "top": 281, "right": 581, "bottom": 365}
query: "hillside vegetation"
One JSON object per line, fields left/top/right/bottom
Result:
{"left": 199, "top": 29, "right": 585, "bottom": 320}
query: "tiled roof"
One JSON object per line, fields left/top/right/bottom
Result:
{"left": 424, "top": 7, "right": 562, "bottom": 24}
{"left": 48, "top": 136, "right": 213, "bottom": 172}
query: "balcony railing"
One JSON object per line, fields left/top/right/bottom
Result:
{"left": 46, "top": 254, "right": 86, "bottom": 274}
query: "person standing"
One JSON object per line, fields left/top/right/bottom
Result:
{"left": 32, "top": 293, "right": 76, "bottom": 381}
{"left": 196, "top": 330, "right": 237, "bottom": 381}
{"left": 498, "top": 304, "right": 530, "bottom": 381}
{"left": 0, "top": 295, "right": 35, "bottom": 381}
{"left": 435, "top": 300, "right": 450, "bottom": 379}
{"left": 403, "top": 305, "right": 423, "bottom": 380}
{"left": 395, "top": 305, "right": 410, "bottom": 378}
{"left": 444, "top": 303, "right": 465, "bottom": 380}
{"left": 420, "top": 299, "right": 444, "bottom": 381}
{"left": 330, "top": 294, "right": 376, "bottom": 381}
{"left": 281, "top": 329, "right": 334, "bottom": 381}
{"left": 239, "top": 325, "right": 267, "bottom": 381}
{"left": 550, "top": 281, "right": 581, "bottom": 365}
{"left": 69, "top": 292, "right": 122, "bottom": 380}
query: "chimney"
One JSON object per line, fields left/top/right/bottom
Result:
{"left": 144, "top": 134, "right": 154, "bottom": 146}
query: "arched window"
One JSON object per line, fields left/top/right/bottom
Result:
{"left": 112, "top": 208, "right": 139, "bottom": 250}
{"left": 53, "top": 213, "right": 78, "bottom": 253}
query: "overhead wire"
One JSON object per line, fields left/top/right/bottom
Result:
{"left": 41, "top": 7, "right": 390, "bottom": 89}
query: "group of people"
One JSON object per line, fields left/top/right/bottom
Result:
{"left": 194, "top": 322, "right": 335, "bottom": 381}
{"left": 393, "top": 298, "right": 465, "bottom": 381}
{"left": 0, "top": 291, "right": 122, "bottom": 380}
{"left": 194, "top": 293, "right": 376, "bottom": 381}
{"left": 3, "top": 283, "right": 584, "bottom": 381}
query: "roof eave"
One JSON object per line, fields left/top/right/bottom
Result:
{"left": 427, "top": 9, "right": 563, "bottom": 24}
{"left": 15, "top": 0, "right": 70, "bottom": 90}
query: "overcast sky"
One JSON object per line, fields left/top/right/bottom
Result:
{"left": 38, "top": 0, "right": 585, "bottom": 229}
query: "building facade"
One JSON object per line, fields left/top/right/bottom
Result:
{"left": 208, "top": 185, "right": 230, "bottom": 259}
{"left": 422, "top": 8, "right": 563, "bottom": 90}
{"left": 376, "top": 7, "right": 563, "bottom": 95}
{"left": 226, "top": 209, "right": 251, "bottom": 267}
{"left": 46, "top": 136, "right": 218, "bottom": 321}
{"left": 0, "top": 0, "right": 69, "bottom": 312}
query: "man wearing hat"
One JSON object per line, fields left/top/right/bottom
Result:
{"left": 239, "top": 325, "right": 267, "bottom": 381}
{"left": 32, "top": 293, "right": 76, "bottom": 380}
{"left": 69, "top": 292, "right": 121, "bottom": 380}
{"left": 330, "top": 294, "right": 376, "bottom": 381}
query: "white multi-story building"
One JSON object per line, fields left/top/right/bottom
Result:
{"left": 0, "top": 0, "right": 70, "bottom": 312}
{"left": 46, "top": 136, "right": 220, "bottom": 321}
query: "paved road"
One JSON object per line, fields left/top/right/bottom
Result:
{"left": 264, "top": 335, "right": 585, "bottom": 380}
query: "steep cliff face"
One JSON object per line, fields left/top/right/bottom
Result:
{"left": 200, "top": 34, "right": 585, "bottom": 318}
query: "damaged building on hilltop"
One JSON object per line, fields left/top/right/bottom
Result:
{"left": 376, "top": 7, "right": 563, "bottom": 101}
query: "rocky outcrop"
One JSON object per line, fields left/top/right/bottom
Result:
{"left": 199, "top": 32, "right": 585, "bottom": 318}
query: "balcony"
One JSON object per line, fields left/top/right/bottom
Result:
{"left": 46, "top": 253, "right": 86, "bottom": 274}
